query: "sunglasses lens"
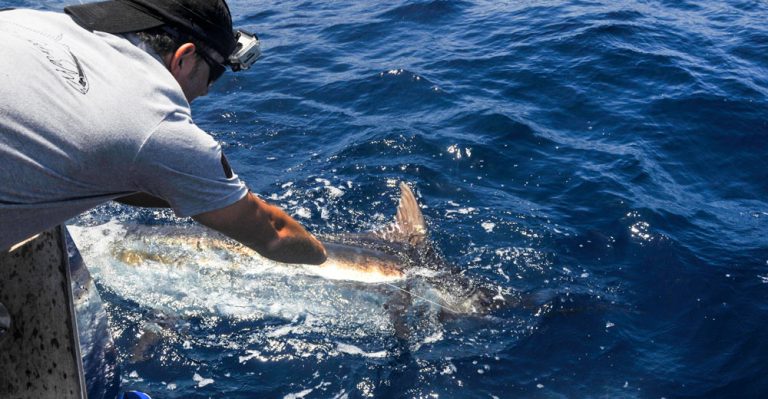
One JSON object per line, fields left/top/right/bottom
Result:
{"left": 209, "top": 63, "right": 225, "bottom": 84}
{"left": 200, "top": 52, "right": 226, "bottom": 84}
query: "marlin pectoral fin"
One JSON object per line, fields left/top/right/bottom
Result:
{"left": 373, "top": 182, "right": 428, "bottom": 246}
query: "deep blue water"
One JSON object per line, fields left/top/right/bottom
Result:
{"left": 7, "top": 0, "right": 768, "bottom": 397}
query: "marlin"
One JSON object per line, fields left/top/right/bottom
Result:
{"left": 67, "top": 182, "right": 518, "bottom": 357}
{"left": 77, "top": 183, "right": 510, "bottom": 313}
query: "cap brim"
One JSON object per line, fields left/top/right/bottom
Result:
{"left": 65, "top": 1, "right": 165, "bottom": 34}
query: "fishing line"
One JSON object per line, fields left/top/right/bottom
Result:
{"left": 382, "top": 282, "right": 461, "bottom": 315}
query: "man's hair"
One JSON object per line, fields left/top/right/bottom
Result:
{"left": 135, "top": 27, "right": 207, "bottom": 57}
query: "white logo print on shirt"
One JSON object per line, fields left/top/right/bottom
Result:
{"left": 2, "top": 22, "right": 89, "bottom": 94}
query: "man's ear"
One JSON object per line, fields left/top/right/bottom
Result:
{"left": 167, "top": 43, "right": 197, "bottom": 77}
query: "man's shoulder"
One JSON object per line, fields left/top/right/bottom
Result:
{"left": 147, "top": 113, "right": 215, "bottom": 151}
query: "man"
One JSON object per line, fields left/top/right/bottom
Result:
{"left": 0, "top": 0, "right": 327, "bottom": 264}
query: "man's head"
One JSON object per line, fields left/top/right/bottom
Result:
{"left": 65, "top": 0, "right": 260, "bottom": 101}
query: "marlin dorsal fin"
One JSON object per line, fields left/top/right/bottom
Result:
{"left": 374, "top": 182, "right": 427, "bottom": 245}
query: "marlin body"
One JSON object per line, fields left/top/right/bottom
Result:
{"left": 95, "top": 184, "right": 428, "bottom": 284}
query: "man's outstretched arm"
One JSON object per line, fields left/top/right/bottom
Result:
{"left": 192, "top": 192, "right": 327, "bottom": 265}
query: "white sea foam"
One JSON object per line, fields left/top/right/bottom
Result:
{"left": 193, "top": 373, "right": 214, "bottom": 388}
{"left": 284, "top": 388, "right": 313, "bottom": 399}
{"left": 325, "top": 185, "right": 345, "bottom": 198}
{"left": 446, "top": 207, "right": 477, "bottom": 216}
{"left": 336, "top": 342, "right": 387, "bottom": 358}
{"left": 423, "top": 329, "right": 444, "bottom": 344}
{"left": 239, "top": 350, "right": 268, "bottom": 364}
{"left": 440, "top": 362, "right": 457, "bottom": 375}
{"left": 295, "top": 207, "right": 312, "bottom": 218}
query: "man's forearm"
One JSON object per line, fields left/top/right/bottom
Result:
{"left": 193, "top": 192, "right": 327, "bottom": 265}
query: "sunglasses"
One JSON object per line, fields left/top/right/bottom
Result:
{"left": 197, "top": 49, "right": 227, "bottom": 85}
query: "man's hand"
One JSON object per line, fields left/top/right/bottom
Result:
{"left": 192, "top": 192, "right": 327, "bottom": 265}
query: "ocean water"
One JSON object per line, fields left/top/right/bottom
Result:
{"left": 7, "top": 0, "right": 768, "bottom": 398}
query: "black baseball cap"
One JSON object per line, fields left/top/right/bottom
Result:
{"left": 65, "top": 0, "right": 237, "bottom": 58}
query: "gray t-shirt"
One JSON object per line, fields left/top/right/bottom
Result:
{"left": 0, "top": 10, "right": 248, "bottom": 250}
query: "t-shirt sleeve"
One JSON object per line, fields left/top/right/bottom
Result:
{"left": 130, "top": 114, "right": 248, "bottom": 217}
